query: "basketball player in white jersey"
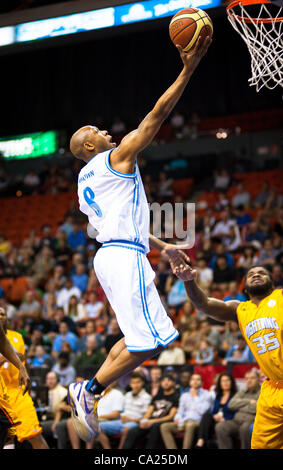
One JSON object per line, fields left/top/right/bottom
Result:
{"left": 68, "top": 36, "right": 211, "bottom": 442}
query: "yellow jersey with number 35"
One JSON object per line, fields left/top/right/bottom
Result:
{"left": 236, "top": 289, "right": 283, "bottom": 381}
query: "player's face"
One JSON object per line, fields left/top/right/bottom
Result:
{"left": 90, "top": 126, "right": 116, "bottom": 152}
{"left": 245, "top": 267, "right": 273, "bottom": 296}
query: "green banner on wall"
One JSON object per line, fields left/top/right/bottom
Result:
{"left": 0, "top": 130, "right": 59, "bottom": 160}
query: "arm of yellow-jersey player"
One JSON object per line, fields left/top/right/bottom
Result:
{"left": 168, "top": 256, "right": 239, "bottom": 322}
{"left": 110, "top": 36, "right": 212, "bottom": 174}
{"left": 0, "top": 322, "right": 31, "bottom": 395}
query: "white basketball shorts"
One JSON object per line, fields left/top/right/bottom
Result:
{"left": 93, "top": 240, "right": 179, "bottom": 352}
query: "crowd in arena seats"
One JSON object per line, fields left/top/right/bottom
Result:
{"left": 0, "top": 147, "right": 283, "bottom": 448}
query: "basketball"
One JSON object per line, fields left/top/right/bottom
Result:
{"left": 169, "top": 8, "right": 213, "bottom": 52}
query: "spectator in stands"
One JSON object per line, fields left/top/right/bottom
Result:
{"left": 223, "top": 281, "right": 247, "bottom": 302}
{"left": 52, "top": 319, "right": 78, "bottom": 358}
{"left": 160, "top": 373, "right": 213, "bottom": 449}
{"left": 66, "top": 294, "right": 86, "bottom": 324}
{"left": 225, "top": 333, "right": 255, "bottom": 364}
{"left": 212, "top": 255, "right": 237, "bottom": 288}
{"left": 61, "top": 341, "right": 76, "bottom": 366}
{"left": 56, "top": 278, "right": 81, "bottom": 314}
{"left": 99, "top": 373, "right": 152, "bottom": 449}
{"left": 71, "top": 263, "right": 88, "bottom": 294}
{"left": 195, "top": 372, "right": 237, "bottom": 449}
{"left": 236, "top": 246, "right": 259, "bottom": 274}
{"left": 58, "top": 216, "right": 74, "bottom": 238}
{"left": 209, "top": 243, "right": 234, "bottom": 269}
{"left": 78, "top": 319, "right": 102, "bottom": 352}
{"left": 42, "top": 389, "right": 71, "bottom": 449}
{"left": 219, "top": 321, "right": 240, "bottom": 359}
{"left": 53, "top": 230, "right": 72, "bottom": 267}
{"left": 44, "top": 371, "right": 68, "bottom": 420}
{"left": 257, "top": 238, "right": 280, "bottom": 268}
{"left": 50, "top": 264, "right": 67, "bottom": 290}
{"left": 216, "top": 368, "right": 261, "bottom": 449}
{"left": 253, "top": 181, "right": 270, "bottom": 208}
{"left": 51, "top": 351, "right": 76, "bottom": 386}
{"left": 123, "top": 374, "right": 179, "bottom": 449}
{"left": 48, "top": 305, "right": 78, "bottom": 338}
{"left": 195, "top": 256, "right": 213, "bottom": 290}
{"left": 157, "top": 340, "right": 186, "bottom": 366}
{"left": 67, "top": 222, "right": 87, "bottom": 251}
{"left": 244, "top": 221, "right": 266, "bottom": 246}
{"left": 37, "top": 224, "right": 56, "bottom": 251}
{"left": 177, "top": 369, "right": 191, "bottom": 395}
{"left": 211, "top": 209, "right": 241, "bottom": 251}
{"left": 68, "top": 252, "right": 84, "bottom": 277}
{"left": 233, "top": 204, "right": 252, "bottom": 227}
{"left": 231, "top": 182, "right": 251, "bottom": 208}
{"left": 213, "top": 169, "right": 230, "bottom": 191}
{"left": 30, "top": 344, "right": 53, "bottom": 368}
{"left": 215, "top": 192, "right": 229, "bottom": 211}
{"left": 181, "top": 317, "right": 201, "bottom": 361}
{"left": 67, "top": 383, "right": 124, "bottom": 449}
{"left": 146, "top": 366, "right": 162, "bottom": 397}
{"left": 272, "top": 264, "right": 283, "bottom": 288}
{"left": 104, "top": 318, "right": 124, "bottom": 354}
{"left": 84, "top": 291, "right": 104, "bottom": 320}
{"left": 74, "top": 335, "right": 105, "bottom": 372}
{"left": 193, "top": 338, "right": 215, "bottom": 365}
{"left": 32, "top": 245, "right": 56, "bottom": 282}
{"left": 86, "top": 243, "right": 98, "bottom": 270}
{"left": 198, "top": 319, "right": 221, "bottom": 353}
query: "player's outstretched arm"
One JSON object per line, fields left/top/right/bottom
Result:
{"left": 111, "top": 36, "right": 212, "bottom": 173}
{"left": 168, "top": 256, "right": 239, "bottom": 322}
{"left": 0, "top": 321, "right": 31, "bottom": 394}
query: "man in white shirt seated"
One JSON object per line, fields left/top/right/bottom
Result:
{"left": 99, "top": 373, "right": 151, "bottom": 449}
{"left": 160, "top": 373, "right": 213, "bottom": 449}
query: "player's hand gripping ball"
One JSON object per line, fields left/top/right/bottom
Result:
{"left": 169, "top": 8, "right": 213, "bottom": 53}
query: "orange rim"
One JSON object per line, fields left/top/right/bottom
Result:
{"left": 226, "top": 0, "right": 283, "bottom": 23}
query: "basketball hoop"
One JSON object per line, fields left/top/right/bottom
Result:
{"left": 226, "top": 0, "right": 283, "bottom": 91}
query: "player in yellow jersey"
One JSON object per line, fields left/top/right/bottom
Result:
{"left": 0, "top": 307, "right": 48, "bottom": 449}
{"left": 165, "top": 252, "right": 283, "bottom": 449}
{"left": 0, "top": 307, "right": 30, "bottom": 448}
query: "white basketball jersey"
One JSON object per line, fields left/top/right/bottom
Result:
{"left": 77, "top": 149, "right": 150, "bottom": 252}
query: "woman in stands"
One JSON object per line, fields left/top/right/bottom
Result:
{"left": 195, "top": 372, "right": 237, "bottom": 448}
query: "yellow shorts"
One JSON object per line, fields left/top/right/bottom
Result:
{"left": 0, "top": 375, "right": 18, "bottom": 432}
{"left": 251, "top": 379, "right": 283, "bottom": 449}
{"left": 6, "top": 387, "right": 42, "bottom": 443}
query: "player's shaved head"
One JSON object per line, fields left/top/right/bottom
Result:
{"left": 70, "top": 126, "right": 96, "bottom": 161}
{"left": 70, "top": 125, "right": 115, "bottom": 162}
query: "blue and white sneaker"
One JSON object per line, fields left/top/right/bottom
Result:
{"left": 68, "top": 380, "right": 101, "bottom": 442}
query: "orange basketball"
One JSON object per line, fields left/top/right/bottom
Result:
{"left": 169, "top": 8, "right": 213, "bottom": 52}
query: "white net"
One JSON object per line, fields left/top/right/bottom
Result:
{"left": 227, "top": 1, "right": 283, "bottom": 91}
